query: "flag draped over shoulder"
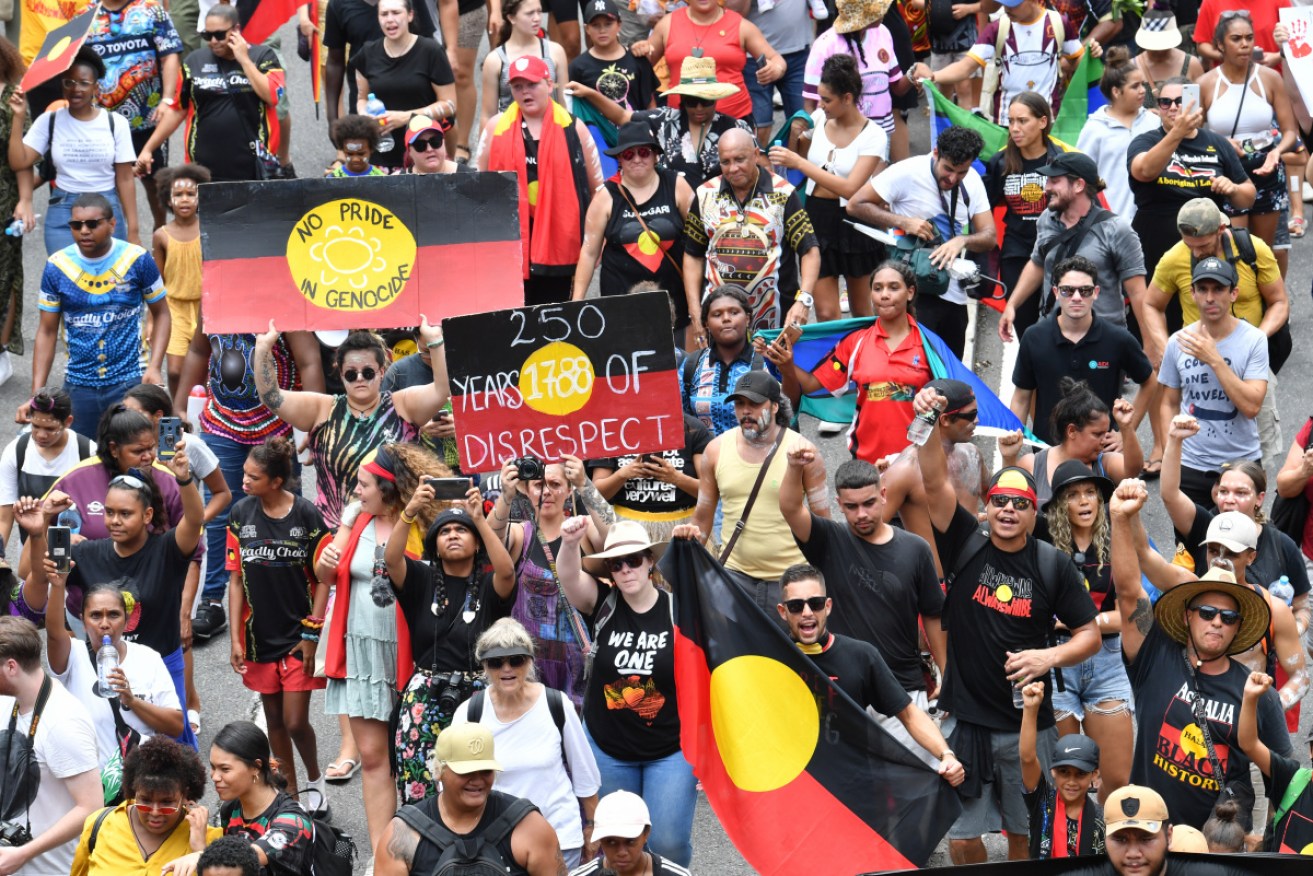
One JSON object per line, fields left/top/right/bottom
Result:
{"left": 662, "top": 539, "right": 962, "bottom": 875}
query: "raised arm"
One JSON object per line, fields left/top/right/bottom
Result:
{"left": 391, "top": 317, "right": 450, "bottom": 425}
{"left": 555, "top": 515, "right": 601, "bottom": 615}
{"left": 1110, "top": 478, "right": 1152, "bottom": 664}
{"left": 253, "top": 321, "right": 334, "bottom": 432}
{"left": 168, "top": 438, "right": 205, "bottom": 555}
{"left": 777, "top": 444, "right": 815, "bottom": 544}
{"left": 1238, "top": 671, "right": 1274, "bottom": 777}
{"left": 21, "top": 505, "right": 69, "bottom": 673}
{"left": 910, "top": 387, "right": 956, "bottom": 532}
{"left": 6, "top": 95, "right": 37, "bottom": 171}
{"left": 467, "top": 485, "right": 515, "bottom": 598}
{"left": 1160, "top": 414, "right": 1203, "bottom": 534}
{"left": 1018, "top": 680, "right": 1045, "bottom": 792}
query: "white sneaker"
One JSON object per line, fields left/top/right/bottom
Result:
{"left": 1303, "top": 181, "right": 1313, "bottom": 203}
{"left": 840, "top": 291, "right": 850, "bottom": 313}
{"left": 0, "top": 352, "right": 12, "bottom": 388}
{"left": 817, "top": 420, "right": 845, "bottom": 436}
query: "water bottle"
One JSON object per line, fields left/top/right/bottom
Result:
{"left": 96, "top": 635, "right": 119, "bottom": 699}
{"left": 906, "top": 400, "right": 942, "bottom": 447}
{"left": 187, "top": 385, "right": 207, "bottom": 431}
{"left": 1271, "top": 575, "right": 1295, "bottom": 606}
{"left": 770, "top": 139, "right": 787, "bottom": 179}
{"left": 365, "top": 93, "right": 394, "bottom": 153}
{"left": 4, "top": 214, "right": 37, "bottom": 237}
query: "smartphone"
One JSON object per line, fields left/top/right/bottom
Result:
{"left": 642, "top": 453, "right": 663, "bottom": 465}
{"left": 756, "top": 53, "right": 768, "bottom": 67}
{"left": 47, "top": 525, "right": 71, "bottom": 575}
{"left": 425, "top": 476, "right": 472, "bottom": 500}
{"left": 158, "top": 416, "right": 182, "bottom": 461}
{"left": 1181, "top": 83, "right": 1200, "bottom": 112}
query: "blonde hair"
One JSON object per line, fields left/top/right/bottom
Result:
{"left": 385, "top": 442, "right": 453, "bottom": 533}
{"left": 475, "top": 618, "right": 539, "bottom": 683}
{"left": 1045, "top": 485, "right": 1111, "bottom": 567}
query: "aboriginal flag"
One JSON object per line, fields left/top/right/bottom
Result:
{"left": 199, "top": 173, "right": 523, "bottom": 334}
{"left": 233, "top": 0, "right": 304, "bottom": 46}
{"left": 663, "top": 539, "right": 962, "bottom": 875}
{"left": 20, "top": 6, "right": 96, "bottom": 92}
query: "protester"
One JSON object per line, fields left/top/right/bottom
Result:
{"left": 1102, "top": 785, "right": 1173, "bottom": 876}
{"left": 1275, "top": 420, "right": 1313, "bottom": 584}
{"left": 1194, "top": 0, "right": 1287, "bottom": 68}
{"left": 1133, "top": 7, "right": 1202, "bottom": 110}
{"left": 1200, "top": 800, "right": 1245, "bottom": 853}
{"left": 0, "top": 387, "right": 93, "bottom": 547}
{"left": 565, "top": 0, "right": 658, "bottom": 150}
{"left": 326, "top": 114, "right": 386, "bottom": 177}
{"left": 681, "top": 286, "right": 774, "bottom": 436}
{"left": 1238, "top": 671, "right": 1313, "bottom": 854}
{"left": 481, "top": 0, "right": 567, "bottom": 123}
{"left": 402, "top": 114, "right": 460, "bottom": 174}
{"left": 803, "top": 0, "right": 909, "bottom": 139}
{"left": 1079, "top": 48, "right": 1160, "bottom": 221}
{"left": 742, "top": 0, "right": 811, "bottom": 147}
{"left": 0, "top": 37, "right": 31, "bottom": 371}
{"left": 567, "top": 791, "right": 692, "bottom": 876}
{"left": 1019, "top": 681, "right": 1105, "bottom": 858}
{"left": 588, "top": 412, "right": 710, "bottom": 541}
{"left": 153, "top": 165, "right": 209, "bottom": 384}
{"left": 195, "top": 836, "right": 260, "bottom": 876}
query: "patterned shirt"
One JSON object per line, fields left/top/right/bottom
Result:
{"left": 38, "top": 239, "right": 165, "bottom": 387}
{"left": 201, "top": 333, "right": 298, "bottom": 444}
{"left": 308, "top": 392, "right": 417, "bottom": 529}
{"left": 631, "top": 107, "right": 754, "bottom": 189}
{"left": 88, "top": 0, "right": 184, "bottom": 131}
{"left": 220, "top": 792, "right": 314, "bottom": 876}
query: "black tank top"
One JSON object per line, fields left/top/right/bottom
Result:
{"left": 600, "top": 170, "right": 686, "bottom": 321}
{"left": 408, "top": 790, "right": 530, "bottom": 875}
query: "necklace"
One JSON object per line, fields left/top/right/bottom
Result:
{"left": 385, "top": 33, "right": 418, "bottom": 58}
{"left": 128, "top": 809, "right": 167, "bottom": 861}
{"left": 347, "top": 397, "right": 379, "bottom": 418}
{"left": 687, "top": 6, "right": 726, "bottom": 50}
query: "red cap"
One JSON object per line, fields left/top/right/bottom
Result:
{"left": 507, "top": 55, "right": 551, "bottom": 84}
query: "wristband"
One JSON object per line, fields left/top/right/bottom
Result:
{"left": 175, "top": 475, "right": 194, "bottom": 487}
{"left": 162, "top": 97, "right": 179, "bottom": 110}
{"left": 400, "top": 511, "right": 417, "bottom": 525}
{"left": 939, "top": 748, "right": 956, "bottom": 760}
{"left": 426, "top": 337, "right": 445, "bottom": 349}
{"left": 301, "top": 631, "right": 321, "bottom": 642}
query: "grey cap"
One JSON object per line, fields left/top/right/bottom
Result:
{"left": 1051, "top": 734, "right": 1100, "bottom": 772}
{"left": 1192, "top": 256, "right": 1236, "bottom": 287}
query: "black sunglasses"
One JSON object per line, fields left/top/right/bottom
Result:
{"left": 1190, "top": 605, "right": 1242, "bottom": 626}
{"left": 945, "top": 408, "right": 978, "bottom": 422}
{"left": 1157, "top": 96, "right": 1184, "bottom": 108}
{"left": 608, "top": 554, "right": 647, "bottom": 571}
{"left": 342, "top": 367, "right": 377, "bottom": 383}
{"left": 1057, "top": 284, "right": 1095, "bottom": 299}
{"left": 68, "top": 219, "right": 108, "bottom": 231}
{"left": 411, "top": 136, "right": 443, "bottom": 152}
{"left": 989, "top": 494, "right": 1033, "bottom": 511}
{"left": 682, "top": 96, "right": 714, "bottom": 108}
{"left": 483, "top": 654, "right": 529, "bottom": 669}
{"left": 782, "top": 596, "right": 827, "bottom": 614}
{"left": 201, "top": 28, "right": 231, "bottom": 41}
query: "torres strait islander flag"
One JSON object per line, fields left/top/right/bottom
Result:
{"left": 663, "top": 539, "right": 962, "bottom": 875}
{"left": 20, "top": 6, "right": 95, "bottom": 92}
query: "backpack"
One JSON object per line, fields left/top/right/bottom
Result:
{"left": 944, "top": 528, "right": 1074, "bottom": 628}
{"left": 308, "top": 816, "right": 357, "bottom": 876}
{"left": 38, "top": 109, "right": 120, "bottom": 189}
{"left": 395, "top": 793, "right": 538, "bottom": 875}
{"left": 466, "top": 687, "right": 566, "bottom": 737}
{"left": 978, "top": 10, "right": 1066, "bottom": 121}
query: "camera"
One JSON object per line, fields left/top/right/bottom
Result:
{"left": 512, "top": 455, "right": 544, "bottom": 482}
{"left": 435, "top": 672, "right": 474, "bottom": 720}
{"left": 0, "top": 820, "right": 32, "bottom": 847}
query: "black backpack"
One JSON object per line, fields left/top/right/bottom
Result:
{"left": 307, "top": 816, "right": 357, "bottom": 876}
{"left": 395, "top": 793, "right": 538, "bottom": 875}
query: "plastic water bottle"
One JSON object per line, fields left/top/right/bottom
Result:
{"left": 1271, "top": 575, "right": 1295, "bottom": 606}
{"left": 187, "top": 385, "right": 207, "bottom": 431}
{"left": 365, "top": 93, "right": 394, "bottom": 153}
{"left": 907, "top": 400, "right": 943, "bottom": 447}
{"left": 770, "top": 139, "right": 787, "bottom": 179}
{"left": 96, "top": 635, "right": 119, "bottom": 699}
{"left": 4, "top": 214, "right": 37, "bottom": 237}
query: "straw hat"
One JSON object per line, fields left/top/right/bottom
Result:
{"left": 834, "top": 0, "right": 893, "bottom": 35}
{"left": 1153, "top": 566, "right": 1271, "bottom": 657}
{"left": 664, "top": 56, "right": 740, "bottom": 101}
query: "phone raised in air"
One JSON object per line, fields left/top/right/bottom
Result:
{"left": 47, "top": 525, "right": 72, "bottom": 575}
{"left": 158, "top": 417, "right": 183, "bottom": 461}
{"left": 425, "top": 477, "right": 473, "bottom": 500}
{"left": 1181, "top": 83, "right": 1201, "bottom": 112}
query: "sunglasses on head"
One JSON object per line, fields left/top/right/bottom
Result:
{"left": 608, "top": 553, "right": 647, "bottom": 571}
{"left": 110, "top": 471, "right": 148, "bottom": 491}
{"left": 201, "top": 28, "right": 231, "bottom": 41}
{"left": 1190, "top": 605, "right": 1242, "bottom": 625}
{"left": 989, "top": 493, "right": 1033, "bottom": 511}
{"left": 68, "top": 219, "right": 107, "bottom": 231}
{"left": 620, "top": 146, "right": 655, "bottom": 161}
{"left": 410, "top": 136, "right": 443, "bottom": 152}
{"left": 343, "top": 143, "right": 369, "bottom": 154}
{"left": 483, "top": 654, "right": 529, "bottom": 669}
{"left": 132, "top": 801, "right": 184, "bottom": 816}
{"left": 782, "top": 596, "right": 827, "bottom": 614}
{"left": 342, "top": 367, "right": 377, "bottom": 383}
{"left": 1057, "top": 284, "right": 1095, "bottom": 299}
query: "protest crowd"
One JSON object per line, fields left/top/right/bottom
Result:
{"left": 6, "top": 0, "right": 1313, "bottom": 872}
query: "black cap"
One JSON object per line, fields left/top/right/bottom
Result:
{"left": 604, "top": 120, "right": 662, "bottom": 157}
{"left": 423, "top": 507, "right": 481, "bottom": 559}
{"left": 1042, "top": 459, "right": 1113, "bottom": 512}
{"left": 1192, "top": 255, "right": 1236, "bottom": 287}
{"left": 726, "top": 370, "right": 781, "bottom": 405}
{"left": 584, "top": 0, "right": 619, "bottom": 21}
{"left": 1051, "top": 734, "right": 1100, "bottom": 772}
{"left": 924, "top": 378, "right": 974, "bottom": 415}
{"left": 1037, "top": 152, "right": 1101, "bottom": 190}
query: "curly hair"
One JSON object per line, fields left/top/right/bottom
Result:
{"left": 332, "top": 113, "right": 381, "bottom": 151}
{"left": 198, "top": 836, "right": 260, "bottom": 876}
{"left": 377, "top": 442, "right": 452, "bottom": 534}
{"left": 155, "top": 164, "right": 212, "bottom": 214}
{"left": 1044, "top": 484, "right": 1110, "bottom": 567}
{"left": 123, "top": 735, "right": 208, "bottom": 801}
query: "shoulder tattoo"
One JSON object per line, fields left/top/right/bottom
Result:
{"left": 386, "top": 818, "right": 419, "bottom": 867}
{"left": 1130, "top": 596, "right": 1154, "bottom": 637}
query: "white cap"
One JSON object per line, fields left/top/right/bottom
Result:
{"left": 591, "top": 791, "right": 650, "bottom": 840}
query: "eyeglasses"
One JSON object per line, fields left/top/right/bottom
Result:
{"left": 782, "top": 596, "right": 827, "bottom": 614}
{"left": 619, "top": 146, "right": 655, "bottom": 162}
{"left": 201, "top": 28, "right": 231, "bottom": 41}
{"left": 132, "top": 801, "right": 184, "bottom": 816}
{"left": 1056, "top": 284, "right": 1096, "bottom": 299}
{"left": 608, "top": 554, "right": 647, "bottom": 571}
{"left": 110, "top": 472, "right": 148, "bottom": 490}
{"left": 1157, "top": 96, "right": 1184, "bottom": 108}
{"left": 67, "top": 219, "right": 107, "bottom": 231}
{"left": 682, "top": 96, "right": 714, "bottom": 108}
{"left": 945, "top": 408, "right": 978, "bottom": 422}
{"left": 1190, "top": 605, "right": 1242, "bottom": 625}
{"left": 482, "top": 654, "right": 530, "bottom": 669}
{"left": 342, "top": 367, "right": 377, "bottom": 383}
{"left": 989, "top": 494, "right": 1034, "bottom": 511}
{"left": 410, "top": 136, "right": 443, "bottom": 152}
{"left": 61, "top": 78, "right": 95, "bottom": 90}
{"left": 343, "top": 143, "right": 369, "bottom": 154}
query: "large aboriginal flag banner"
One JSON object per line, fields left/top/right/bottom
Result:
{"left": 442, "top": 292, "right": 683, "bottom": 472}
{"left": 20, "top": 6, "right": 96, "bottom": 92}
{"left": 662, "top": 539, "right": 961, "bottom": 875}
{"left": 200, "top": 173, "right": 523, "bottom": 333}
{"left": 866, "top": 852, "right": 1309, "bottom": 876}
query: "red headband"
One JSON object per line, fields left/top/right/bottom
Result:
{"left": 361, "top": 460, "right": 396, "bottom": 483}
{"left": 987, "top": 484, "right": 1038, "bottom": 504}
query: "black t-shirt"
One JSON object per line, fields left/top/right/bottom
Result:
{"left": 226, "top": 495, "right": 331, "bottom": 662}
{"left": 69, "top": 530, "right": 192, "bottom": 656}
{"left": 933, "top": 505, "right": 1097, "bottom": 731}
{"left": 1012, "top": 313, "right": 1153, "bottom": 445}
{"left": 181, "top": 44, "right": 282, "bottom": 182}
{"left": 809, "top": 634, "right": 912, "bottom": 718}
{"left": 324, "top": 0, "right": 438, "bottom": 111}
{"left": 1023, "top": 774, "right": 1105, "bottom": 859}
{"left": 583, "top": 586, "right": 680, "bottom": 762}
{"left": 1123, "top": 624, "right": 1292, "bottom": 830}
{"left": 984, "top": 147, "right": 1058, "bottom": 261}
{"left": 1126, "top": 127, "right": 1250, "bottom": 228}
{"left": 598, "top": 172, "right": 687, "bottom": 310}
{"left": 568, "top": 50, "right": 658, "bottom": 114}
{"left": 1269, "top": 751, "right": 1313, "bottom": 853}
{"left": 589, "top": 414, "right": 710, "bottom": 518}
{"left": 1177, "top": 503, "right": 1312, "bottom": 598}
{"left": 349, "top": 36, "right": 454, "bottom": 170}
{"left": 399, "top": 559, "right": 515, "bottom": 673}
{"left": 798, "top": 517, "right": 943, "bottom": 692}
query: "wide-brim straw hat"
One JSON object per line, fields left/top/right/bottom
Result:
{"left": 664, "top": 55, "right": 741, "bottom": 100}
{"left": 834, "top": 0, "right": 893, "bottom": 34}
{"left": 1153, "top": 566, "right": 1271, "bottom": 657}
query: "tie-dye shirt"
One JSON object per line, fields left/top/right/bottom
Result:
{"left": 308, "top": 392, "right": 416, "bottom": 529}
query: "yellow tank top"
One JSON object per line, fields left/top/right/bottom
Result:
{"left": 715, "top": 428, "right": 806, "bottom": 579}
{"left": 161, "top": 232, "right": 202, "bottom": 302}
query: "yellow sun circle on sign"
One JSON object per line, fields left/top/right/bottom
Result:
{"left": 1180, "top": 723, "right": 1208, "bottom": 761}
{"left": 710, "top": 655, "right": 818, "bottom": 792}
{"left": 1300, "top": 843, "right": 1313, "bottom": 855}
{"left": 46, "top": 36, "right": 71, "bottom": 62}
{"left": 996, "top": 584, "right": 1014, "bottom": 603}
{"left": 286, "top": 198, "right": 417, "bottom": 313}
{"left": 517, "top": 341, "right": 596, "bottom": 417}
{"left": 637, "top": 230, "right": 661, "bottom": 255}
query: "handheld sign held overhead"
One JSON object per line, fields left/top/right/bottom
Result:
{"left": 443, "top": 292, "right": 683, "bottom": 472}
{"left": 199, "top": 173, "right": 523, "bottom": 333}
{"left": 20, "top": 6, "right": 97, "bottom": 94}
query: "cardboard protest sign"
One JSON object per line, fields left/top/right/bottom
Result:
{"left": 200, "top": 173, "right": 523, "bottom": 333}
{"left": 444, "top": 292, "right": 683, "bottom": 472}
{"left": 1282, "top": 8, "right": 1313, "bottom": 112}
{"left": 21, "top": 6, "right": 96, "bottom": 93}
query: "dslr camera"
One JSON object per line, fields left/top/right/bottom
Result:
{"left": 0, "top": 820, "right": 32, "bottom": 847}
{"left": 512, "top": 455, "right": 544, "bottom": 482}
{"left": 435, "top": 673, "right": 485, "bottom": 721}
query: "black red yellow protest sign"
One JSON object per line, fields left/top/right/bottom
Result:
{"left": 443, "top": 292, "right": 682, "bottom": 470}
{"left": 200, "top": 173, "right": 523, "bottom": 333}
{"left": 20, "top": 6, "right": 96, "bottom": 93}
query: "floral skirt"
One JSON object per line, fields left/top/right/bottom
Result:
{"left": 394, "top": 669, "right": 482, "bottom": 803}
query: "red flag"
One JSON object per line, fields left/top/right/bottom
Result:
{"left": 309, "top": 1, "right": 322, "bottom": 112}
{"left": 20, "top": 7, "right": 96, "bottom": 93}
{"left": 236, "top": 0, "right": 303, "bottom": 47}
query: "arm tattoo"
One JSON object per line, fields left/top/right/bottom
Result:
{"left": 256, "top": 347, "right": 285, "bottom": 411}
{"left": 1130, "top": 597, "right": 1154, "bottom": 637}
{"left": 574, "top": 477, "right": 617, "bottom": 525}
{"left": 386, "top": 819, "right": 420, "bottom": 867}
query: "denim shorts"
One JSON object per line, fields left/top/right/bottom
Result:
{"left": 1051, "top": 635, "right": 1133, "bottom": 723}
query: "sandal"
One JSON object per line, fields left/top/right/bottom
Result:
{"left": 1290, "top": 216, "right": 1307, "bottom": 239}
{"left": 324, "top": 758, "right": 360, "bottom": 783}
{"left": 1140, "top": 458, "right": 1163, "bottom": 480}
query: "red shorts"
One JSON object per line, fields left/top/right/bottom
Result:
{"left": 242, "top": 653, "right": 328, "bottom": 694}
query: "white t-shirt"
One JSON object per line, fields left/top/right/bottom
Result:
{"left": 183, "top": 432, "right": 219, "bottom": 481}
{"left": 870, "top": 154, "right": 990, "bottom": 304}
{"left": 0, "top": 681, "right": 100, "bottom": 876}
{"left": 969, "top": 11, "right": 1083, "bottom": 124}
{"left": 0, "top": 432, "right": 96, "bottom": 505}
{"left": 805, "top": 111, "right": 888, "bottom": 205}
{"left": 452, "top": 689, "right": 601, "bottom": 850}
{"left": 22, "top": 108, "right": 136, "bottom": 194}
{"left": 48, "top": 637, "right": 180, "bottom": 767}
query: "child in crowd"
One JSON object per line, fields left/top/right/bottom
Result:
{"left": 328, "top": 115, "right": 386, "bottom": 178}
{"left": 1020, "top": 680, "right": 1106, "bottom": 859}
{"left": 1239, "top": 671, "right": 1313, "bottom": 853}
{"left": 153, "top": 164, "right": 210, "bottom": 386}
{"left": 196, "top": 835, "right": 260, "bottom": 876}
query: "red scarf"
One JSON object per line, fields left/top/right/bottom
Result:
{"left": 1052, "top": 794, "right": 1084, "bottom": 858}
{"left": 487, "top": 100, "right": 582, "bottom": 279}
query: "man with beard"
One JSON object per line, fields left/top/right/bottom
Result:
{"left": 913, "top": 385, "right": 1101, "bottom": 864}
{"left": 998, "top": 152, "right": 1146, "bottom": 335}
{"left": 679, "top": 371, "right": 829, "bottom": 612}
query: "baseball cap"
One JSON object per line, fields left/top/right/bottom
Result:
{"left": 986, "top": 467, "right": 1038, "bottom": 504}
{"left": 924, "top": 378, "right": 974, "bottom": 416}
{"left": 1051, "top": 734, "right": 1100, "bottom": 772}
{"left": 1202, "top": 511, "right": 1259, "bottom": 553}
{"left": 1037, "top": 152, "right": 1101, "bottom": 189}
{"left": 1169, "top": 825, "right": 1209, "bottom": 853}
{"left": 996, "top": 0, "right": 1023, "bottom": 7}
{"left": 1104, "top": 785, "right": 1169, "bottom": 836}
{"left": 1177, "top": 197, "right": 1227, "bottom": 237}
{"left": 405, "top": 113, "right": 451, "bottom": 148}
{"left": 726, "top": 371, "right": 781, "bottom": 405}
{"left": 507, "top": 55, "right": 551, "bottom": 84}
{"left": 434, "top": 723, "right": 503, "bottom": 774}
{"left": 584, "top": 0, "right": 620, "bottom": 21}
{"left": 591, "top": 791, "right": 651, "bottom": 840}
{"left": 1192, "top": 256, "right": 1236, "bottom": 287}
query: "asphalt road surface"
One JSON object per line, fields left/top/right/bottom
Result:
{"left": 5, "top": 15, "right": 1313, "bottom": 872}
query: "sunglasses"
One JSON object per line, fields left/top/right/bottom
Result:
{"left": 67, "top": 219, "right": 107, "bottom": 231}
{"left": 132, "top": 801, "right": 185, "bottom": 816}
{"left": 1190, "top": 605, "right": 1242, "bottom": 625}
{"left": 989, "top": 494, "right": 1033, "bottom": 511}
{"left": 61, "top": 77, "right": 96, "bottom": 90}
{"left": 483, "top": 654, "right": 530, "bottom": 669}
{"left": 410, "top": 136, "right": 443, "bottom": 152}
{"left": 1057, "top": 284, "right": 1095, "bottom": 299}
{"left": 682, "top": 96, "right": 714, "bottom": 108}
{"left": 945, "top": 408, "right": 978, "bottom": 423}
{"left": 608, "top": 553, "right": 647, "bottom": 571}
{"left": 782, "top": 596, "right": 827, "bottom": 614}
{"left": 342, "top": 367, "right": 378, "bottom": 383}
{"left": 110, "top": 472, "right": 148, "bottom": 490}
{"left": 201, "top": 28, "right": 231, "bottom": 41}
{"left": 1157, "top": 96, "right": 1184, "bottom": 108}
{"left": 619, "top": 146, "right": 655, "bottom": 161}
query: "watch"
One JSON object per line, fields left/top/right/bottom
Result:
{"left": 796, "top": 290, "right": 815, "bottom": 309}
{"left": 939, "top": 748, "right": 956, "bottom": 760}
